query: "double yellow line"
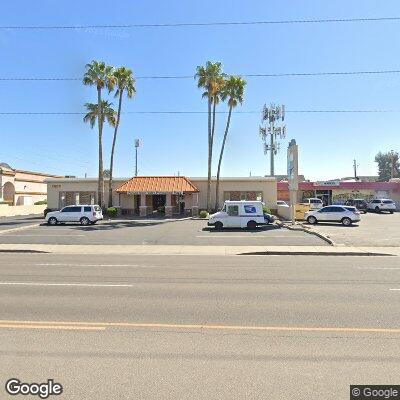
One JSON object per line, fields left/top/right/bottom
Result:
{"left": 0, "top": 320, "right": 400, "bottom": 334}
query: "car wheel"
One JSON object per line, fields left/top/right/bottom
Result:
{"left": 307, "top": 216, "right": 317, "bottom": 225}
{"left": 247, "top": 220, "right": 257, "bottom": 230}
{"left": 47, "top": 217, "right": 58, "bottom": 226}
{"left": 214, "top": 221, "right": 223, "bottom": 231}
{"left": 375, "top": 206, "right": 380, "bottom": 213}
{"left": 80, "top": 217, "right": 90, "bottom": 226}
{"left": 341, "top": 217, "right": 352, "bottom": 226}
{"left": 390, "top": 210, "right": 394, "bottom": 214}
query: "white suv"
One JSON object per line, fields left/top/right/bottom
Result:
{"left": 367, "top": 199, "right": 396, "bottom": 214}
{"left": 46, "top": 205, "right": 103, "bottom": 225}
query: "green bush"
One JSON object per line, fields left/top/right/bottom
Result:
{"left": 262, "top": 204, "right": 271, "bottom": 215}
{"left": 199, "top": 210, "right": 209, "bottom": 219}
{"left": 106, "top": 207, "right": 118, "bottom": 218}
{"left": 34, "top": 200, "right": 47, "bottom": 205}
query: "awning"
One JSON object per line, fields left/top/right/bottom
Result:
{"left": 116, "top": 176, "right": 199, "bottom": 194}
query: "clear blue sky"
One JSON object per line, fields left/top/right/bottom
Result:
{"left": 1, "top": 0, "right": 400, "bottom": 180}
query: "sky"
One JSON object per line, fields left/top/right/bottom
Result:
{"left": 0, "top": 0, "right": 400, "bottom": 181}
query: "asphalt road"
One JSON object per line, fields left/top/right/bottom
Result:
{"left": 1, "top": 253, "right": 399, "bottom": 399}
{"left": 0, "top": 214, "right": 42, "bottom": 232}
{"left": 307, "top": 212, "right": 400, "bottom": 247}
{"left": 0, "top": 218, "right": 327, "bottom": 246}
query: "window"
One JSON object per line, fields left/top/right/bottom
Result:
{"left": 371, "top": 200, "right": 380, "bottom": 204}
{"left": 62, "top": 206, "right": 75, "bottom": 212}
{"left": 223, "top": 191, "right": 263, "bottom": 201}
{"left": 310, "top": 199, "right": 322, "bottom": 204}
{"left": 319, "top": 206, "right": 334, "bottom": 212}
{"left": 69, "top": 206, "right": 82, "bottom": 212}
{"left": 383, "top": 200, "right": 394, "bottom": 204}
{"left": 244, "top": 205, "right": 256, "bottom": 214}
{"left": 330, "top": 206, "right": 344, "bottom": 212}
{"left": 94, "top": 206, "right": 101, "bottom": 211}
{"left": 84, "top": 206, "right": 92, "bottom": 212}
{"left": 227, "top": 205, "right": 239, "bottom": 216}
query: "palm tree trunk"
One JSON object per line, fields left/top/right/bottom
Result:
{"left": 215, "top": 105, "right": 232, "bottom": 210}
{"left": 108, "top": 89, "right": 123, "bottom": 207}
{"left": 206, "top": 97, "right": 212, "bottom": 212}
{"left": 97, "top": 87, "right": 104, "bottom": 208}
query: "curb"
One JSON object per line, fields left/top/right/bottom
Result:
{"left": 276, "top": 220, "right": 335, "bottom": 246}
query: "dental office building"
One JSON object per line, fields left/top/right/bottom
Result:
{"left": 46, "top": 176, "right": 278, "bottom": 216}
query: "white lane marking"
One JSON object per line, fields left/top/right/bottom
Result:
{"left": 358, "top": 267, "right": 400, "bottom": 270}
{"left": 0, "top": 282, "right": 135, "bottom": 288}
{"left": 34, "top": 263, "right": 142, "bottom": 267}
{"left": 389, "top": 288, "right": 400, "bottom": 291}
{"left": 195, "top": 235, "right": 306, "bottom": 238}
{"left": 0, "top": 234, "right": 85, "bottom": 237}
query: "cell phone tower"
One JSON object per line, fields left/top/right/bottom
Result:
{"left": 259, "top": 104, "right": 286, "bottom": 176}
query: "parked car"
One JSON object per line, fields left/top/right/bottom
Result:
{"left": 305, "top": 205, "right": 361, "bottom": 226}
{"left": 344, "top": 198, "right": 368, "bottom": 213}
{"left": 367, "top": 199, "right": 396, "bottom": 214}
{"left": 208, "top": 200, "right": 270, "bottom": 230}
{"left": 304, "top": 198, "right": 323, "bottom": 210}
{"left": 277, "top": 200, "right": 289, "bottom": 207}
{"left": 46, "top": 205, "right": 103, "bottom": 226}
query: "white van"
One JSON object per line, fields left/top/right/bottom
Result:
{"left": 304, "top": 198, "right": 323, "bottom": 210}
{"left": 208, "top": 200, "right": 270, "bottom": 230}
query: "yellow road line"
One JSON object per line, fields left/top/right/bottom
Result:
{"left": 0, "top": 323, "right": 104, "bottom": 331}
{"left": 0, "top": 320, "right": 399, "bottom": 334}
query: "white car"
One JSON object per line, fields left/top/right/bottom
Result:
{"left": 305, "top": 205, "right": 361, "bottom": 226}
{"left": 367, "top": 199, "right": 396, "bottom": 214}
{"left": 304, "top": 198, "right": 323, "bottom": 210}
{"left": 46, "top": 205, "right": 103, "bottom": 226}
{"left": 277, "top": 200, "right": 289, "bottom": 207}
{"left": 208, "top": 200, "right": 270, "bottom": 230}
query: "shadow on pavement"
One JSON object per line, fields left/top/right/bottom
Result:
{"left": 202, "top": 225, "right": 280, "bottom": 233}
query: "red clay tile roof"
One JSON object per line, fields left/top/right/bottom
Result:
{"left": 116, "top": 176, "right": 199, "bottom": 193}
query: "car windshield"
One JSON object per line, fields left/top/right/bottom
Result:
{"left": 383, "top": 200, "right": 394, "bottom": 204}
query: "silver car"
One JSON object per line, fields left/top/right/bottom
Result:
{"left": 305, "top": 205, "right": 361, "bottom": 226}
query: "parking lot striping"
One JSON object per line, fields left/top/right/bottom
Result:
{"left": 0, "top": 224, "right": 40, "bottom": 235}
{"left": 0, "top": 234, "right": 86, "bottom": 237}
{"left": 0, "top": 323, "right": 105, "bottom": 331}
{"left": 0, "top": 282, "right": 137, "bottom": 288}
{"left": 0, "top": 319, "right": 399, "bottom": 334}
{"left": 389, "top": 288, "right": 400, "bottom": 291}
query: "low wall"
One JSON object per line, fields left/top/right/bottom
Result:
{"left": 277, "top": 204, "right": 310, "bottom": 221}
{"left": 0, "top": 204, "right": 46, "bottom": 217}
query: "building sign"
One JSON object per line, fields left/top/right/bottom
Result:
{"left": 313, "top": 181, "right": 340, "bottom": 187}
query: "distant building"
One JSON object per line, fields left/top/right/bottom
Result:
{"left": 0, "top": 163, "right": 60, "bottom": 206}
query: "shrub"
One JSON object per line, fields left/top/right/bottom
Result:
{"left": 34, "top": 200, "right": 47, "bottom": 205}
{"left": 262, "top": 204, "right": 271, "bottom": 215}
{"left": 199, "top": 210, "right": 209, "bottom": 219}
{"left": 106, "top": 207, "right": 118, "bottom": 218}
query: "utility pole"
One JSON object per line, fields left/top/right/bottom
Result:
{"left": 259, "top": 104, "right": 286, "bottom": 176}
{"left": 134, "top": 139, "right": 139, "bottom": 177}
{"left": 353, "top": 159, "right": 358, "bottom": 180}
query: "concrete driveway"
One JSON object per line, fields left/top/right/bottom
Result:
{"left": 306, "top": 212, "right": 400, "bottom": 247}
{"left": 0, "top": 218, "right": 327, "bottom": 247}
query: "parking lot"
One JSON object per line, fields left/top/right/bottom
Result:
{"left": 0, "top": 217, "right": 327, "bottom": 247}
{"left": 306, "top": 211, "right": 400, "bottom": 247}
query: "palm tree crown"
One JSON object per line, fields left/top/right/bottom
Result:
{"left": 195, "top": 61, "right": 226, "bottom": 101}
{"left": 113, "top": 66, "right": 136, "bottom": 99}
{"left": 83, "top": 101, "right": 116, "bottom": 128}
{"left": 221, "top": 75, "right": 246, "bottom": 108}
{"left": 83, "top": 60, "right": 116, "bottom": 92}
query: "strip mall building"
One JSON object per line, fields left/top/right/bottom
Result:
{"left": 46, "top": 175, "right": 400, "bottom": 215}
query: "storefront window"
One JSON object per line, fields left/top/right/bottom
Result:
{"left": 223, "top": 191, "right": 263, "bottom": 201}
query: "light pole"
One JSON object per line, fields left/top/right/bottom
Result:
{"left": 134, "top": 139, "right": 139, "bottom": 177}
{"left": 259, "top": 104, "right": 286, "bottom": 176}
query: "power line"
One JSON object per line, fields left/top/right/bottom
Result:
{"left": 2, "top": 69, "right": 400, "bottom": 81}
{"left": 1, "top": 16, "right": 400, "bottom": 30}
{"left": 0, "top": 109, "right": 400, "bottom": 116}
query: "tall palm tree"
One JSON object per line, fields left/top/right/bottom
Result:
{"left": 195, "top": 61, "right": 225, "bottom": 212}
{"left": 108, "top": 67, "right": 136, "bottom": 207}
{"left": 83, "top": 61, "right": 116, "bottom": 207}
{"left": 215, "top": 76, "right": 246, "bottom": 210}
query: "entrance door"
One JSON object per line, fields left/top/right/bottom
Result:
{"left": 152, "top": 195, "right": 166, "bottom": 212}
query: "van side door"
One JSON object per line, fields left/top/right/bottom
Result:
{"left": 225, "top": 205, "right": 239, "bottom": 227}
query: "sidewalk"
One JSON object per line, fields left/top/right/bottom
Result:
{"left": 0, "top": 244, "right": 398, "bottom": 256}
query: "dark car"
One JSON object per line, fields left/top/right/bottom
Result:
{"left": 344, "top": 199, "right": 368, "bottom": 213}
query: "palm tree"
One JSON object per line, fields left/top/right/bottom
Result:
{"left": 83, "top": 102, "right": 117, "bottom": 195}
{"left": 108, "top": 67, "right": 136, "bottom": 207}
{"left": 195, "top": 61, "right": 225, "bottom": 212}
{"left": 215, "top": 76, "right": 246, "bottom": 210}
{"left": 83, "top": 61, "right": 116, "bottom": 207}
